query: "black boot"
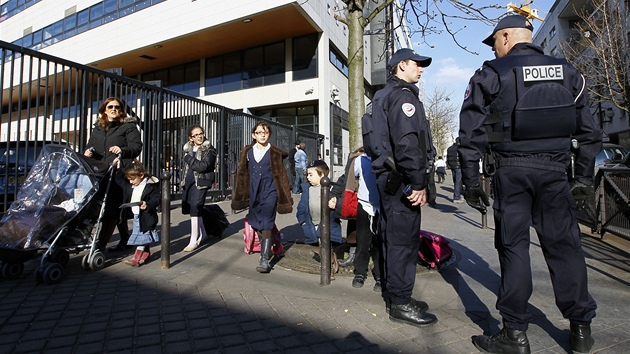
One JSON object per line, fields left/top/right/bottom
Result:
{"left": 570, "top": 322, "right": 594, "bottom": 354}
{"left": 389, "top": 300, "right": 437, "bottom": 327}
{"left": 472, "top": 327, "right": 530, "bottom": 354}
{"left": 256, "top": 238, "right": 273, "bottom": 273}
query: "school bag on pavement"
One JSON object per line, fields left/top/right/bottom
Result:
{"left": 243, "top": 215, "right": 284, "bottom": 255}
{"left": 418, "top": 230, "right": 456, "bottom": 270}
{"left": 201, "top": 204, "right": 230, "bottom": 238}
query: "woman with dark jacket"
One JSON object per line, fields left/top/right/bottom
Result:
{"left": 231, "top": 121, "right": 292, "bottom": 273}
{"left": 180, "top": 125, "right": 217, "bottom": 251}
{"left": 84, "top": 97, "right": 142, "bottom": 253}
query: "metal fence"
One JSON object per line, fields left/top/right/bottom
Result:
{"left": 578, "top": 167, "right": 630, "bottom": 241}
{"left": 0, "top": 40, "right": 323, "bottom": 211}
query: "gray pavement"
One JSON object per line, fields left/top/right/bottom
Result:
{"left": 1, "top": 179, "right": 630, "bottom": 353}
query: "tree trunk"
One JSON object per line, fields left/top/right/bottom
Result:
{"left": 346, "top": 8, "right": 366, "bottom": 151}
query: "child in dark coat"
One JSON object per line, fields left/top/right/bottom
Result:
{"left": 114, "top": 159, "right": 160, "bottom": 267}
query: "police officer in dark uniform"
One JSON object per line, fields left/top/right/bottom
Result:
{"left": 459, "top": 15, "right": 601, "bottom": 354}
{"left": 370, "top": 48, "right": 437, "bottom": 328}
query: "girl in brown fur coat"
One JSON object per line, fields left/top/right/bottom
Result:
{"left": 231, "top": 122, "right": 292, "bottom": 273}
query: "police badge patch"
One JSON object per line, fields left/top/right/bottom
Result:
{"left": 402, "top": 103, "right": 415, "bottom": 117}
{"left": 464, "top": 83, "right": 472, "bottom": 100}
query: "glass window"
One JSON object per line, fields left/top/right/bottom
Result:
{"left": 89, "top": 3, "right": 104, "bottom": 29}
{"left": 103, "top": 0, "right": 118, "bottom": 23}
{"left": 549, "top": 26, "right": 556, "bottom": 38}
{"left": 293, "top": 34, "right": 318, "bottom": 80}
{"left": 205, "top": 57, "right": 223, "bottom": 95}
{"left": 31, "top": 29, "right": 42, "bottom": 48}
{"left": 223, "top": 53, "right": 242, "bottom": 92}
{"left": 243, "top": 47, "right": 263, "bottom": 88}
{"left": 63, "top": 14, "right": 77, "bottom": 38}
{"left": 329, "top": 47, "right": 348, "bottom": 77}
{"left": 120, "top": 0, "right": 135, "bottom": 16}
{"left": 264, "top": 42, "right": 285, "bottom": 85}
{"left": 51, "top": 20, "right": 63, "bottom": 44}
{"left": 135, "top": 0, "right": 150, "bottom": 11}
{"left": 77, "top": 8, "right": 89, "bottom": 34}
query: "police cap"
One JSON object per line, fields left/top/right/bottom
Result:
{"left": 388, "top": 48, "right": 432, "bottom": 68}
{"left": 482, "top": 15, "right": 534, "bottom": 47}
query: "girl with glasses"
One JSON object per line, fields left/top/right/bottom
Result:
{"left": 180, "top": 125, "right": 217, "bottom": 251}
{"left": 231, "top": 121, "right": 293, "bottom": 273}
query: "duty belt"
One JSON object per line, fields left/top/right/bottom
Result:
{"left": 495, "top": 157, "right": 567, "bottom": 173}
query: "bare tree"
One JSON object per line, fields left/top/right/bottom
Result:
{"left": 559, "top": 0, "right": 629, "bottom": 117}
{"left": 424, "top": 87, "right": 459, "bottom": 156}
{"left": 333, "top": 0, "right": 503, "bottom": 149}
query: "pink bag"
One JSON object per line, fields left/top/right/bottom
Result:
{"left": 418, "top": 230, "right": 455, "bottom": 270}
{"left": 243, "top": 215, "right": 284, "bottom": 255}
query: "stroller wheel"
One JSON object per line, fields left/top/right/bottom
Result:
{"left": 90, "top": 251, "right": 106, "bottom": 271}
{"left": 50, "top": 249, "right": 70, "bottom": 266}
{"left": 1, "top": 262, "right": 24, "bottom": 280}
{"left": 41, "top": 263, "right": 64, "bottom": 284}
{"left": 81, "top": 254, "right": 91, "bottom": 270}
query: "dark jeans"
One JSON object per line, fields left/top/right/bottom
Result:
{"left": 353, "top": 203, "right": 381, "bottom": 280}
{"left": 451, "top": 168, "right": 462, "bottom": 200}
{"left": 293, "top": 167, "right": 304, "bottom": 194}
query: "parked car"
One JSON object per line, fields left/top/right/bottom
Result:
{"left": 0, "top": 141, "right": 59, "bottom": 212}
{"left": 594, "top": 143, "right": 629, "bottom": 175}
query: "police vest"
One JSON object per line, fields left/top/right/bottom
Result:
{"left": 484, "top": 55, "right": 577, "bottom": 153}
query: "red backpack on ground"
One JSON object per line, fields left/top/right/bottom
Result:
{"left": 418, "top": 230, "right": 456, "bottom": 270}
{"left": 243, "top": 215, "right": 284, "bottom": 255}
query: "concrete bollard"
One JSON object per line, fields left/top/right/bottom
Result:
{"left": 161, "top": 170, "right": 171, "bottom": 269}
{"left": 320, "top": 176, "right": 331, "bottom": 286}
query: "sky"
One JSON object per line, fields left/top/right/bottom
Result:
{"left": 412, "top": 1, "right": 553, "bottom": 109}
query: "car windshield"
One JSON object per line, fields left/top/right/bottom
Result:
{"left": 595, "top": 146, "right": 629, "bottom": 166}
{"left": 0, "top": 147, "right": 40, "bottom": 167}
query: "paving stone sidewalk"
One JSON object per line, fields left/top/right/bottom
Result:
{"left": 1, "top": 181, "right": 629, "bottom": 353}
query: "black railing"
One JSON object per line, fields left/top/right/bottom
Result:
{"left": 578, "top": 167, "right": 630, "bottom": 241}
{"left": 0, "top": 40, "right": 323, "bottom": 211}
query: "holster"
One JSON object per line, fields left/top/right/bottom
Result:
{"left": 483, "top": 149, "right": 496, "bottom": 176}
{"left": 384, "top": 155, "right": 403, "bottom": 195}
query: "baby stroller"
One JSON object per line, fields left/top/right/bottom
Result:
{"left": 0, "top": 144, "right": 116, "bottom": 283}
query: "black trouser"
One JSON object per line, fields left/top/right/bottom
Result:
{"left": 376, "top": 172, "right": 421, "bottom": 305}
{"left": 426, "top": 171, "right": 436, "bottom": 205}
{"left": 353, "top": 203, "right": 381, "bottom": 280}
{"left": 492, "top": 165, "right": 597, "bottom": 330}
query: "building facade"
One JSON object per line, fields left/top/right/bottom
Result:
{"left": 1, "top": 0, "right": 418, "bottom": 178}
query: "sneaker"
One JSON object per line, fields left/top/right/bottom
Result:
{"left": 453, "top": 198, "right": 465, "bottom": 204}
{"left": 373, "top": 280, "right": 382, "bottom": 292}
{"left": 352, "top": 274, "right": 365, "bottom": 288}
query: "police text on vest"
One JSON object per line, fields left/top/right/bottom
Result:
{"left": 522, "top": 65, "right": 563, "bottom": 81}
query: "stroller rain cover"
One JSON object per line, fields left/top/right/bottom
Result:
{"left": 0, "top": 144, "right": 108, "bottom": 250}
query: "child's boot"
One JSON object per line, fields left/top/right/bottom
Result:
{"left": 138, "top": 247, "right": 151, "bottom": 266}
{"left": 124, "top": 249, "right": 142, "bottom": 267}
{"left": 256, "top": 238, "right": 272, "bottom": 273}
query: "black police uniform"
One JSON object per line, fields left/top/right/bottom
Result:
{"left": 374, "top": 75, "right": 428, "bottom": 305}
{"left": 459, "top": 42, "right": 600, "bottom": 331}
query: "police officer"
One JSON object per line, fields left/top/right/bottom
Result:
{"left": 459, "top": 15, "right": 601, "bottom": 354}
{"left": 370, "top": 48, "right": 437, "bottom": 328}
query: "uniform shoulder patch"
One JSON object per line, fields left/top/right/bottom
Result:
{"left": 464, "top": 83, "right": 472, "bottom": 100}
{"left": 401, "top": 103, "right": 416, "bottom": 117}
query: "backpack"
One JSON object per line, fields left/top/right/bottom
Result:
{"left": 418, "top": 230, "right": 456, "bottom": 270}
{"left": 243, "top": 215, "right": 284, "bottom": 255}
{"left": 201, "top": 204, "right": 229, "bottom": 238}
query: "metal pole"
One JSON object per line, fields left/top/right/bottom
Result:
{"left": 320, "top": 176, "right": 331, "bottom": 286}
{"left": 480, "top": 175, "right": 488, "bottom": 229}
{"left": 161, "top": 170, "right": 171, "bottom": 269}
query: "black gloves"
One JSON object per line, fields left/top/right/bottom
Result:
{"left": 570, "top": 180, "right": 591, "bottom": 210}
{"left": 464, "top": 184, "right": 490, "bottom": 214}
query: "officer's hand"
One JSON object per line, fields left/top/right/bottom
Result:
{"left": 464, "top": 185, "right": 490, "bottom": 214}
{"left": 570, "top": 181, "right": 591, "bottom": 210}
